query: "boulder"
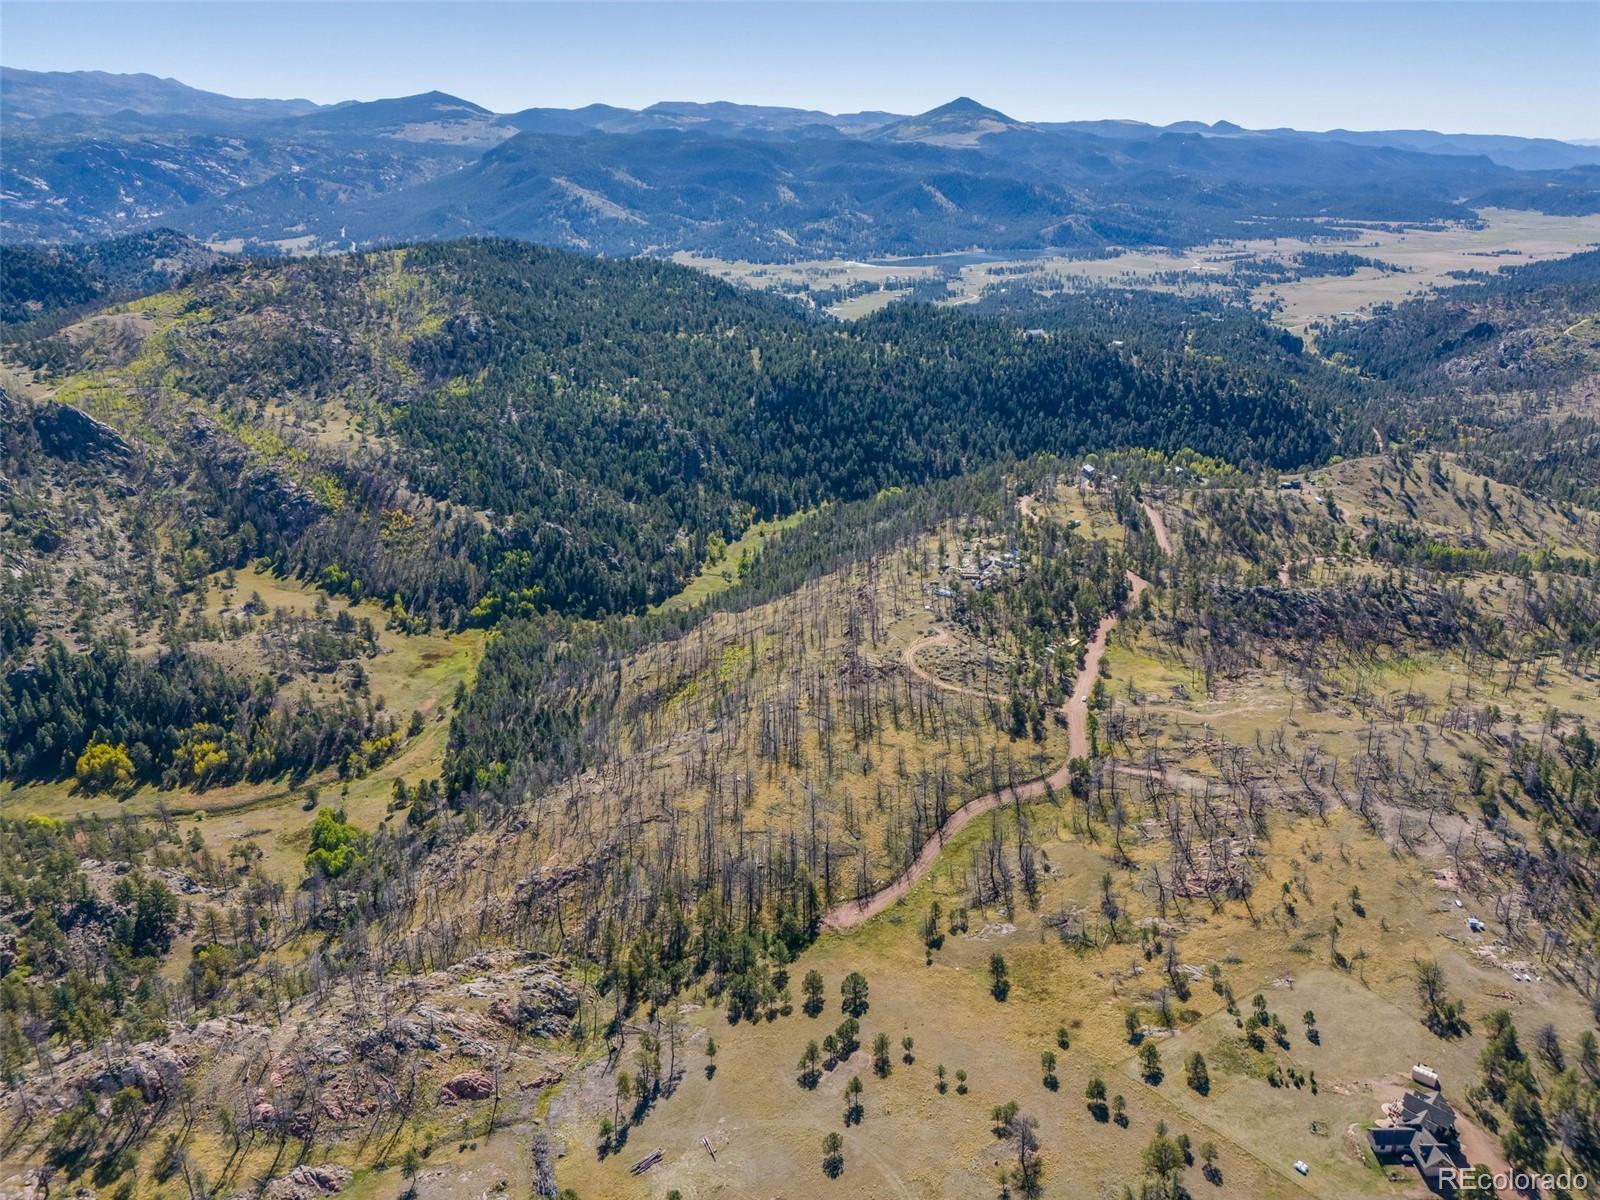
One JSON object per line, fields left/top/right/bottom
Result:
{"left": 243, "top": 1164, "right": 354, "bottom": 1200}
{"left": 438, "top": 1071, "right": 494, "bottom": 1102}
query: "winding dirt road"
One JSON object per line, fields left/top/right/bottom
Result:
{"left": 1140, "top": 502, "right": 1172, "bottom": 556}
{"left": 820, "top": 499, "right": 1345, "bottom": 933}
{"left": 823, "top": 570, "right": 1149, "bottom": 930}
{"left": 900, "top": 629, "right": 1007, "bottom": 702}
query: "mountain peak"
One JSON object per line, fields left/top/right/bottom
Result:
{"left": 922, "top": 96, "right": 1013, "bottom": 120}
{"left": 872, "top": 97, "right": 1027, "bottom": 146}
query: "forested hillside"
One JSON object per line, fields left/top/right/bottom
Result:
{"left": 0, "top": 229, "right": 221, "bottom": 327}
{"left": 1311, "top": 251, "right": 1600, "bottom": 508}
{"left": 1318, "top": 248, "right": 1600, "bottom": 389}
{"left": 5, "top": 240, "right": 1338, "bottom": 623}
{"left": 5, "top": 225, "right": 1600, "bottom": 1200}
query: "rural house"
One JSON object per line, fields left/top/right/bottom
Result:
{"left": 1367, "top": 1090, "right": 1460, "bottom": 1191}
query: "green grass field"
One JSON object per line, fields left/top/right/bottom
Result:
{"left": 654, "top": 511, "right": 812, "bottom": 612}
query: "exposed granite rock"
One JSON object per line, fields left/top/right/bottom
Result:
{"left": 438, "top": 1070, "right": 495, "bottom": 1102}
{"left": 229, "top": 1163, "right": 353, "bottom": 1200}
{"left": 487, "top": 974, "right": 581, "bottom": 1038}
{"left": 31, "top": 401, "right": 134, "bottom": 467}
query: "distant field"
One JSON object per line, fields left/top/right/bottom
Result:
{"left": 685, "top": 209, "right": 1600, "bottom": 338}
{"left": 1253, "top": 208, "right": 1600, "bottom": 335}
{"left": 964, "top": 209, "right": 1599, "bottom": 301}
{"left": 670, "top": 251, "right": 935, "bottom": 317}
{"left": 945, "top": 208, "right": 1600, "bottom": 332}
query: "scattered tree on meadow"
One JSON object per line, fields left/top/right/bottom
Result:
{"left": 1086, "top": 1075, "right": 1109, "bottom": 1121}
{"left": 798, "top": 1040, "right": 822, "bottom": 1089}
{"left": 872, "top": 1032, "right": 892, "bottom": 1078}
{"left": 1142, "top": 1127, "right": 1187, "bottom": 1199}
{"left": 1185, "top": 1052, "right": 1210, "bottom": 1095}
{"left": 989, "top": 953, "right": 1010, "bottom": 1001}
{"left": 1414, "top": 957, "right": 1467, "bottom": 1037}
{"left": 822, "top": 1131, "right": 844, "bottom": 1178}
{"left": 844, "top": 1075, "right": 865, "bottom": 1126}
{"left": 1140, "top": 1041, "right": 1163, "bottom": 1083}
{"left": 802, "top": 970, "right": 826, "bottom": 1016}
{"left": 841, "top": 971, "right": 870, "bottom": 1017}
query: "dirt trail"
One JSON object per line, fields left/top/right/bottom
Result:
{"left": 900, "top": 629, "right": 1007, "bottom": 702}
{"left": 823, "top": 570, "right": 1148, "bottom": 930}
{"left": 1140, "top": 502, "right": 1172, "bottom": 555}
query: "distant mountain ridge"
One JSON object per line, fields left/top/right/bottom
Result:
{"left": 3, "top": 66, "right": 1598, "bottom": 255}
{"left": 0, "top": 66, "right": 320, "bottom": 121}
{"left": 10, "top": 68, "right": 1592, "bottom": 165}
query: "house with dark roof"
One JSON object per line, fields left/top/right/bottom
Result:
{"left": 1398, "top": 1090, "right": 1458, "bottom": 1138}
{"left": 1368, "top": 1091, "right": 1459, "bottom": 1191}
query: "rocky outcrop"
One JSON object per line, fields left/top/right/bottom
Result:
{"left": 0, "top": 948, "right": 578, "bottom": 1161}
{"left": 487, "top": 974, "right": 581, "bottom": 1039}
{"left": 80, "top": 1042, "right": 194, "bottom": 1103}
{"left": 231, "top": 1164, "right": 353, "bottom": 1200}
{"left": 438, "top": 1070, "right": 495, "bottom": 1102}
{"left": 185, "top": 414, "right": 326, "bottom": 536}
{"left": 31, "top": 401, "right": 134, "bottom": 467}
{"left": 276, "top": 1165, "right": 352, "bottom": 1198}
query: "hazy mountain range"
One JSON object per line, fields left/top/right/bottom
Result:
{"left": 4, "top": 66, "right": 1598, "bottom": 258}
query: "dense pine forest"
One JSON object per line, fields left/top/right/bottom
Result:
{"left": 7, "top": 239, "right": 1339, "bottom": 623}
{"left": 0, "top": 229, "right": 223, "bottom": 328}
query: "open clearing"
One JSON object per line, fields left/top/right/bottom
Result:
{"left": 551, "top": 788, "right": 1586, "bottom": 1199}
{"left": 653, "top": 510, "right": 811, "bottom": 612}
{"left": 685, "top": 209, "right": 1600, "bottom": 338}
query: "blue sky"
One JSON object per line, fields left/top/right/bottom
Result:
{"left": 4, "top": 2, "right": 1597, "bottom": 139}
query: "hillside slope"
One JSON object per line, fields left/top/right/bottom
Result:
{"left": 3, "top": 239, "right": 1339, "bottom": 623}
{"left": 1, "top": 249, "right": 1598, "bottom": 1200}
